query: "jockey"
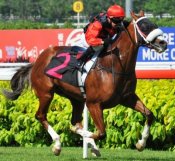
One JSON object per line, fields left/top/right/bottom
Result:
{"left": 77, "top": 4, "right": 125, "bottom": 67}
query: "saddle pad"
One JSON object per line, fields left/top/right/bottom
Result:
{"left": 44, "top": 50, "right": 99, "bottom": 88}
{"left": 45, "top": 52, "right": 78, "bottom": 87}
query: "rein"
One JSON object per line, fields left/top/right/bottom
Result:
{"left": 96, "top": 21, "right": 138, "bottom": 79}
{"left": 96, "top": 63, "right": 134, "bottom": 77}
{"left": 122, "top": 22, "right": 137, "bottom": 46}
{"left": 95, "top": 16, "right": 161, "bottom": 79}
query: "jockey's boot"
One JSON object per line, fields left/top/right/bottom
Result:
{"left": 77, "top": 46, "right": 94, "bottom": 68}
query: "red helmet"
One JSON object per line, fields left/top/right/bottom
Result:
{"left": 107, "top": 4, "right": 125, "bottom": 18}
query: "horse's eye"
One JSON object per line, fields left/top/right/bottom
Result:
{"left": 140, "top": 22, "right": 150, "bottom": 32}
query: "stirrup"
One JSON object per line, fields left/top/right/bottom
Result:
{"left": 77, "top": 59, "right": 85, "bottom": 68}
{"left": 76, "top": 61, "right": 82, "bottom": 68}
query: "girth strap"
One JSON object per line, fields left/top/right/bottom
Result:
{"left": 77, "top": 70, "right": 86, "bottom": 98}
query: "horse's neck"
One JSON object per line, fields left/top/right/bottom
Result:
{"left": 116, "top": 23, "right": 139, "bottom": 70}
{"left": 100, "top": 23, "right": 139, "bottom": 72}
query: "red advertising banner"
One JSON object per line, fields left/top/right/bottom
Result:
{"left": 0, "top": 28, "right": 174, "bottom": 79}
{"left": 0, "top": 29, "right": 83, "bottom": 63}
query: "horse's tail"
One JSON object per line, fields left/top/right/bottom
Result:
{"left": 2, "top": 63, "right": 33, "bottom": 100}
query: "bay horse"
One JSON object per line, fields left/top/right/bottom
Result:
{"left": 2, "top": 11, "right": 167, "bottom": 156}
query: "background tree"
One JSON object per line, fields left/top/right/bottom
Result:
{"left": 0, "top": 0, "right": 14, "bottom": 18}
{"left": 80, "top": 0, "right": 125, "bottom": 21}
{"left": 0, "top": 0, "right": 174, "bottom": 22}
{"left": 144, "top": 0, "right": 175, "bottom": 18}
{"left": 40, "top": 0, "right": 73, "bottom": 22}
{"left": 132, "top": 0, "right": 146, "bottom": 13}
{"left": 164, "top": 0, "right": 175, "bottom": 16}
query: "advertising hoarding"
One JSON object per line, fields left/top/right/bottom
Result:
{"left": 0, "top": 27, "right": 174, "bottom": 79}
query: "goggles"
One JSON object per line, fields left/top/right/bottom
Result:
{"left": 110, "top": 17, "right": 123, "bottom": 24}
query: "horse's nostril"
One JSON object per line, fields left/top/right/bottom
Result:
{"left": 159, "top": 41, "right": 167, "bottom": 50}
{"left": 160, "top": 40, "right": 165, "bottom": 45}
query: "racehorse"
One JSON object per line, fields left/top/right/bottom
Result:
{"left": 2, "top": 11, "right": 167, "bottom": 156}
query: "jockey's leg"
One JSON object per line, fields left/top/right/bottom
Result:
{"left": 77, "top": 46, "right": 94, "bottom": 67}
{"left": 77, "top": 45, "right": 104, "bottom": 67}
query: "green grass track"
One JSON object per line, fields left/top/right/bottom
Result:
{"left": 0, "top": 147, "right": 174, "bottom": 161}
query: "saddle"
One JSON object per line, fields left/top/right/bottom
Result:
{"left": 44, "top": 46, "right": 99, "bottom": 97}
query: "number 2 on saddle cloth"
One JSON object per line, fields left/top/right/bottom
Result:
{"left": 45, "top": 46, "right": 86, "bottom": 87}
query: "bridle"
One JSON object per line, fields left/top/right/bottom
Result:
{"left": 132, "top": 16, "right": 164, "bottom": 47}
{"left": 97, "top": 16, "right": 164, "bottom": 78}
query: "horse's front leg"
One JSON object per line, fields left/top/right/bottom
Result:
{"left": 134, "top": 98, "right": 154, "bottom": 151}
{"left": 71, "top": 123, "right": 101, "bottom": 157}
{"left": 86, "top": 102, "right": 106, "bottom": 140}
{"left": 70, "top": 99, "right": 101, "bottom": 157}
{"left": 136, "top": 122, "right": 150, "bottom": 151}
{"left": 121, "top": 93, "right": 154, "bottom": 151}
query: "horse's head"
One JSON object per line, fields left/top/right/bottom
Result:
{"left": 130, "top": 10, "right": 167, "bottom": 53}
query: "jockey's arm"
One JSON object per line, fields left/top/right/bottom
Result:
{"left": 85, "top": 21, "right": 104, "bottom": 46}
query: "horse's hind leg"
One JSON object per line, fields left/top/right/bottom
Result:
{"left": 35, "top": 92, "right": 61, "bottom": 156}
{"left": 121, "top": 93, "right": 154, "bottom": 151}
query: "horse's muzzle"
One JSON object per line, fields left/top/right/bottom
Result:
{"left": 150, "top": 39, "right": 167, "bottom": 53}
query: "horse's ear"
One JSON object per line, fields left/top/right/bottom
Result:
{"left": 130, "top": 10, "right": 137, "bottom": 20}
{"left": 130, "top": 10, "right": 134, "bottom": 16}
{"left": 139, "top": 10, "right": 145, "bottom": 17}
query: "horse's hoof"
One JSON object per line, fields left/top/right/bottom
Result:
{"left": 52, "top": 146, "right": 61, "bottom": 156}
{"left": 91, "top": 148, "right": 101, "bottom": 157}
{"left": 136, "top": 142, "right": 145, "bottom": 152}
{"left": 70, "top": 126, "right": 79, "bottom": 133}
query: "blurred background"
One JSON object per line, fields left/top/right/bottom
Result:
{"left": 0, "top": 0, "right": 175, "bottom": 28}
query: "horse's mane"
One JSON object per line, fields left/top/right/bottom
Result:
{"left": 123, "top": 20, "right": 131, "bottom": 28}
{"left": 100, "top": 20, "right": 131, "bottom": 56}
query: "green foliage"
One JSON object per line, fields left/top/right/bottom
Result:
{"left": 144, "top": 0, "right": 175, "bottom": 17}
{"left": 0, "top": 80, "right": 175, "bottom": 150}
{"left": 0, "top": 81, "right": 79, "bottom": 147}
{"left": 0, "top": 20, "right": 59, "bottom": 29}
{"left": 144, "top": 0, "right": 168, "bottom": 17}
{"left": 150, "top": 18, "right": 175, "bottom": 27}
{"left": 62, "top": 21, "right": 75, "bottom": 28}
{"left": 0, "top": 18, "right": 174, "bottom": 30}
{"left": 0, "top": 0, "right": 175, "bottom": 21}
{"left": 0, "top": 17, "right": 175, "bottom": 29}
